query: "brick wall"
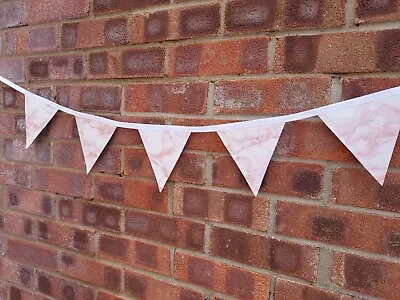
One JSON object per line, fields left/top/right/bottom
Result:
{"left": 0, "top": 0, "right": 399, "bottom": 299}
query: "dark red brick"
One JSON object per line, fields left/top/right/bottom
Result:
{"left": 0, "top": 0, "right": 27, "bottom": 29}
{"left": 225, "top": 0, "right": 276, "bottom": 33}
{"left": 124, "top": 82, "right": 207, "bottom": 114}
{"left": 125, "top": 270, "right": 204, "bottom": 299}
{"left": 99, "top": 234, "right": 171, "bottom": 275}
{"left": 28, "top": 55, "right": 85, "bottom": 80}
{"left": 56, "top": 85, "right": 121, "bottom": 112}
{"left": 33, "top": 168, "right": 91, "bottom": 198}
{"left": 179, "top": 5, "right": 220, "bottom": 38}
{"left": 210, "top": 226, "right": 318, "bottom": 281}
{"left": 169, "top": 38, "right": 269, "bottom": 76}
{"left": 7, "top": 238, "right": 57, "bottom": 271}
{"left": 4, "top": 137, "right": 52, "bottom": 164}
{"left": 174, "top": 186, "right": 269, "bottom": 231}
{"left": 0, "top": 58, "right": 25, "bottom": 82}
{"left": 94, "top": 0, "right": 169, "bottom": 14}
{"left": 59, "top": 252, "right": 121, "bottom": 291}
{"left": 125, "top": 210, "right": 205, "bottom": 251}
{"left": 332, "top": 253, "right": 400, "bottom": 299}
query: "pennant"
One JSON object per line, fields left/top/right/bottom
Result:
{"left": 320, "top": 97, "right": 400, "bottom": 185}
{"left": 25, "top": 93, "right": 58, "bottom": 148}
{"left": 76, "top": 117, "right": 116, "bottom": 173}
{"left": 139, "top": 129, "right": 190, "bottom": 191}
{"left": 218, "top": 123, "right": 285, "bottom": 196}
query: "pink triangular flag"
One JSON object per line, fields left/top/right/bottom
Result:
{"left": 320, "top": 97, "right": 400, "bottom": 185}
{"left": 25, "top": 93, "right": 58, "bottom": 148}
{"left": 218, "top": 123, "right": 285, "bottom": 196}
{"left": 76, "top": 117, "right": 116, "bottom": 173}
{"left": 139, "top": 129, "right": 190, "bottom": 191}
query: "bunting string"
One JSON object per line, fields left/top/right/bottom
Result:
{"left": 0, "top": 75, "right": 399, "bottom": 196}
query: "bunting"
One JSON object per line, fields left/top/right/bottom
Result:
{"left": 0, "top": 74, "right": 397, "bottom": 195}
{"left": 139, "top": 129, "right": 190, "bottom": 191}
{"left": 319, "top": 97, "right": 400, "bottom": 185}
{"left": 218, "top": 123, "right": 285, "bottom": 196}
{"left": 76, "top": 117, "right": 116, "bottom": 173}
{"left": 25, "top": 93, "right": 58, "bottom": 148}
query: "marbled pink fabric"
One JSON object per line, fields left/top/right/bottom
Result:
{"left": 218, "top": 123, "right": 285, "bottom": 196}
{"left": 25, "top": 94, "right": 58, "bottom": 148}
{"left": 320, "top": 97, "right": 400, "bottom": 185}
{"left": 76, "top": 117, "right": 116, "bottom": 173}
{"left": 139, "top": 129, "right": 190, "bottom": 191}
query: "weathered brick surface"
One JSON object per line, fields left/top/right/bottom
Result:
{"left": 169, "top": 38, "right": 269, "bottom": 76}
{"left": 0, "top": 1, "right": 398, "bottom": 299}
{"left": 0, "top": 1, "right": 27, "bottom": 29}
{"left": 275, "top": 29, "right": 400, "bottom": 73}
{"left": 331, "top": 252, "right": 400, "bottom": 299}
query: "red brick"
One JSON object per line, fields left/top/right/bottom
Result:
{"left": 132, "top": 4, "right": 220, "bottom": 43}
{"left": 4, "top": 137, "right": 52, "bottom": 165}
{"left": 38, "top": 219, "right": 95, "bottom": 255}
{"left": 331, "top": 168, "right": 400, "bottom": 213}
{"left": 61, "top": 17, "right": 128, "bottom": 49}
{"left": 342, "top": 77, "right": 400, "bottom": 100}
{"left": 7, "top": 186, "right": 55, "bottom": 217}
{"left": 97, "top": 291, "right": 124, "bottom": 300}
{"left": 275, "top": 29, "right": 400, "bottom": 73}
{"left": 0, "top": 0, "right": 27, "bottom": 29}
{"left": 355, "top": 0, "right": 400, "bottom": 24}
{"left": 0, "top": 112, "right": 25, "bottom": 135}
{"left": 332, "top": 252, "right": 400, "bottom": 299}
{"left": 0, "top": 161, "right": 31, "bottom": 188}
{"left": 2, "top": 86, "right": 51, "bottom": 110}
{"left": 276, "top": 201, "right": 400, "bottom": 256}
{"left": 225, "top": 0, "right": 277, "bottom": 33}
{"left": 1, "top": 210, "right": 35, "bottom": 239}
{"left": 0, "top": 57, "right": 24, "bottom": 82}
{"left": 4, "top": 26, "right": 57, "bottom": 54}
{"left": 98, "top": 234, "right": 171, "bottom": 275}
{"left": 0, "top": 258, "right": 35, "bottom": 289}
{"left": 274, "top": 279, "right": 356, "bottom": 300}
{"left": 125, "top": 210, "right": 205, "bottom": 251}
{"left": 29, "top": 0, "right": 90, "bottom": 24}
{"left": 124, "top": 270, "right": 204, "bottom": 299}
{"left": 282, "top": 0, "right": 346, "bottom": 29}
{"left": 2, "top": 87, "right": 24, "bottom": 110}
{"left": 55, "top": 142, "right": 121, "bottom": 174}
{"left": 212, "top": 156, "right": 324, "bottom": 199}
{"left": 41, "top": 113, "right": 78, "bottom": 140}
{"left": 276, "top": 121, "right": 356, "bottom": 162}
{"left": 9, "top": 286, "right": 44, "bottom": 300}
{"left": 174, "top": 251, "right": 270, "bottom": 298}
{"left": 210, "top": 226, "right": 318, "bottom": 281}
{"left": 123, "top": 148, "right": 206, "bottom": 185}
{"left": 169, "top": 37, "right": 269, "bottom": 77}
{"left": 36, "top": 271, "right": 94, "bottom": 299}
{"left": 124, "top": 82, "right": 207, "bottom": 114}
{"left": 214, "top": 78, "right": 331, "bottom": 114}
{"left": 56, "top": 85, "right": 122, "bottom": 112}
{"left": 94, "top": 0, "right": 169, "bottom": 15}
{"left": 59, "top": 197, "right": 122, "bottom": 232}
{"left": 225, "top": 0, "right": 346, "bottom": 34}
{"left": 88, "top": 48, "right": 164, "bottom": 78}
{"left": 27, "top": 55, "right": 85, "bottom": 81}
{"left": 94, "top": 176, "right": 168, "bottom": 212}
{"left": 7, "top": 238, "right": 57, "bottom": 271}
{"left": 33, "top": 167, "right": 91, "bottom": 198}
{"left": 59, "top": 252, "right": 122, "bottom": 291}
{"left": 173, "top": 186, "right": 269, "bottom": 231}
